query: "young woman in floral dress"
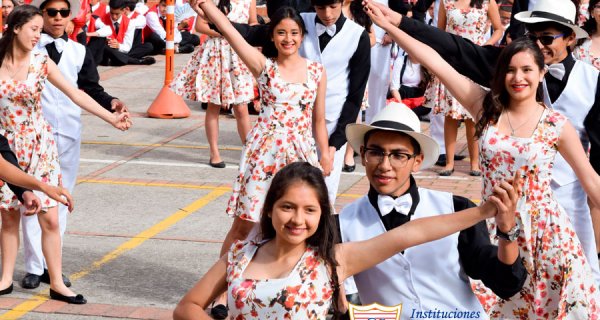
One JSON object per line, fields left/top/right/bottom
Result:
{"left": 576, "top": 0, "right": 600, "bottom": 69}
{"left": 424, "top": 0, "right": 502, "bottom": 176}
{"left": 174, "top": 161, "right": 518, "bottom": 319}
{"left": 364, "top": 1, "right": 600, "bottom": 317}
{"left": 186, "top": 0, "right": 332, "bottom": 317}
{"left": 171, "top": 0, "right": 257, "bottom": 168}
{"left": 0, "top": 5, "right": 130, "bottom": 303}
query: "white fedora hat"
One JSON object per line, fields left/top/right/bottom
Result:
{"left": 346, "top": 102, "right": 440, "bottom": 170}
{"left": 515, "top": 0, "right": 587, "bottom": 39}
{"left": 30, "top": 0, "right": 81, "bottom": 19}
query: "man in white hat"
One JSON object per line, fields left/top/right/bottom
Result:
{"left": 21, "top": 0, "right": 131, "bottom": 290}
{"left": 338, "top": 104, "right": 526, "bottom": 315}
{"left": 370, "top": 0, "right": 600, "bottom": 285}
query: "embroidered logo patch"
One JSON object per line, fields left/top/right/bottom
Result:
{"left": 349, "top": 302, "right": 402, "bottom": 320}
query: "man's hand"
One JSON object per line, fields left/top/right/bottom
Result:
{"left": 111, "top": 99, "right": 128, "bottom": 113}
{"left": 108, "top": 38, "right": 120, "bottom": 49}
{"left": 493, "top": 171, "right": 522, "bottom": 233}
{"left": 382, "top": 33, "right": 393, "bottom": 46}
{"left": 66, "top": 20, "right": 75, "bottom": 35}
{"left": 21, "top": 191, "right": 41, "bottom": 216}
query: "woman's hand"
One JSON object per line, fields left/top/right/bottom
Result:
{"left": 40, "top": 185, "right": 74, "bottom": 213}
{"left": 363, "top": 0, "right": 402, "bottom": 28}
{"left": 111, "top": 112, "right": 132, "bottom": 131}
{"left": 320, "top": 155, "right": 332, "bottom": 177}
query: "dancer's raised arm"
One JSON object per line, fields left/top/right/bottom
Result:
{"left": 363, "top": 0, "right": 487, "bottom": 119}
{"left": 191, "top": 0, "right": 266, "bottom": 77}
{"left": 336, "top": 172, "right": 521, "bottom": 281}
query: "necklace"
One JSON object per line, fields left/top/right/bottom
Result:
{"left": 2, "top": 60, "right": 28, "bottom": 79}
{"left": 504, "top": 107, "right": 538, "bottom": 136}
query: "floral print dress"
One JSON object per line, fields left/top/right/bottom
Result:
{"left": 424, "top": 0, "right": 489, "bottom": 120}
{"left": 227, "top": 240, "right": 334, "bottom": 319}
{"left": 226, "top": 59, "right": 323, "bottom": 222}
{"left": 170, "top": 0, "right": 253, "bottom": 105}
{"left": 574, "top": 39, "right": 600, "bottom": 70}
{"left": 476, "top": 107, "right": 600, "bottom": 319}
{"left": 0, "top": 53, "right": 61, "bottom": 210}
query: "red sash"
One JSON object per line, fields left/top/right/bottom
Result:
{"left": 93, "top": 2, "right": 108, "bottom": 19}
{"left": 142, "top": 5, "right": 159, "bottom": 40}
{"left": 101, "top": 14, "right": 130, "bottom": 44}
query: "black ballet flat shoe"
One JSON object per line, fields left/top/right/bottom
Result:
{"left": 210, "top": 304, "right": 228, "bottom": 319}
{"left": 40, "top": 269, "right": 72, "bottom": 287}
{"left": 0, "top": 284, "right": 13, "bottom": 296}
{"left": 49, "top": 289, "right": 87, "bottom": 304}
{"left": 342, "top": 164, "right": 355, "bottom": 172}
{"left": 209, "top": 161, "right": 226, "bottom": 168}
{"left": 439, "top": 168, "right": 454, "bottom": 176}
{"left": 469, "top": 170, "right": 482, "bottom": 177}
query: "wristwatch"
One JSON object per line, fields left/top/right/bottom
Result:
{"left": 496, "top": 224, "right": 520, "bottom": 242}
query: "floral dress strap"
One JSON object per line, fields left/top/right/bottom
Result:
{"left": 307, "top": 60, "right": 323, "bottom": 85}
{"left": 226, "top": 240, "right": 263, "bottom": 283}
{"left": 542, "top": 108, "right": 568, "bottom": 151}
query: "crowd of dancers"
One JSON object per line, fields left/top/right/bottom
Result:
{"left": 1, "top": 0, "right": 600, "bottom": 319}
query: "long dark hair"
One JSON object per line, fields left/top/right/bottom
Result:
{"left": 259, "top": 162, "right": 342, "bottom": 317}
{"left": 583, "top": 0, "right": 600, "bottom": 35}
{"left": 349, "top": 0, "right": 372, "bottom": 30}
{"left": 0, "top": 5, "right": 42, "bottom": 68}
{"left": 470, "top": 0, "right": 484, "bottom": 9}
{"left": 264, "top": 6, "right": 306, "bottom": 58}
{"left": 217, "top": 0, "right": 231, "bottom": 15}
{"left": 476, "top": 37, "right": 545, "bottom": 137}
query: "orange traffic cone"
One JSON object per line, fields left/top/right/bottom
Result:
{"left": 147, "top": 86, "right": 190, "bottom": 119}
{"left": 146, "top": 0, "right": 190, "bottom": 119}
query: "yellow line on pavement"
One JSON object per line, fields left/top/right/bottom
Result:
{"left": 0, "top": 189, "right": 227, "bottom": 319}
{"left": 78, "top": 178, "right": 232, "bottom": 191}
{"left": 82, "top": 140, "right": 244, "bottom": 151}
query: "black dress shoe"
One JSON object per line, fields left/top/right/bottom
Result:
{"left": 209, "top": 161, "right": 226, "bottom": 168}
{"left": 21, "top": 273, "right": 41, "bottom": 289}
{"left": 210, "top": 304, "right": 228, "bottom": 319}
{"left": 342, "top": 164, "right": 355, "bottom": 172}
{"left": 0, "top": 284, "right": 13, "bottom": 295}
{"left": 49, "top": 289, "right": 87, "bottom": 304}
{"left": 40, "top": 269, "right": 71, "bottom": 287}
{"left": 139, "top": 56, "right": 156, "bottom": 65}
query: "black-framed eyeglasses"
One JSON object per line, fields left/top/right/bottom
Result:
{"left": 44, "top": 8, "right": 71, "bottom": 18}
{"left": 525, "top": 32, "right": 564, "bottom": 46}
{"left": 363, "top": 148, "right": 417, "bottom": 168}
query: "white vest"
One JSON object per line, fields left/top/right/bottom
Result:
{"left": 543, "top": 59, "right": 598, "bottom": 186}
{"left": 34, "top": 40, "right": 86, "bottom": 140}
{"left": 299, "top": 13, "right": 363, "bottom": 135}
{"left": 339, "top": 189, "right": 486, "bottom": 318}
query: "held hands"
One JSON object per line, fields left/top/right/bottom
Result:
{"left": 482, "top": 171, "right": 523, "bottom": 221}
{"left": 112, "top": 111, "right": 132, "bottom": 131}
{"left": 320, "top": 155, "right": 332, "bottom": 177}
{"left": 21, "top": 191, "right": 41, "bottom": 216}
{"left": 362, "top": 0, "right": 403, "bottom": 28}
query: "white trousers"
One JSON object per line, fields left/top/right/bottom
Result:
{"left": 429, "top": 111, "right": 446, "bottom": 154}
{"left": 365, "top": 42, "right": 392, "bottom": 123}
{"left": 325, "top": 144, "right": 347, "bottom": 206}
{"left": 552, "top": 180, "right": 600, "bottom": 285}
{"left": 22, "top": 134, "right": 80, "bottom": 275}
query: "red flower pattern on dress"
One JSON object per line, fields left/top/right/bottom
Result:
{"left": 226, "top": 240, "right": 333, "bottom": 319}
{"left": 170, "top": 0, "right": 254, "bottom": 105}
{"left": 424, "top": 0, "right": 490, "bottom": 120}
{"left": 225, "top": 59, "right": 324, "bottom": 222}
{"left": 0, "top": 53, "right": 61, "bottom": 211}
{"left": 473, "top": 107, "right": 600, "bottom": 318}
{"left": 574, "top": 39, "right": 600, "bottom": 71}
